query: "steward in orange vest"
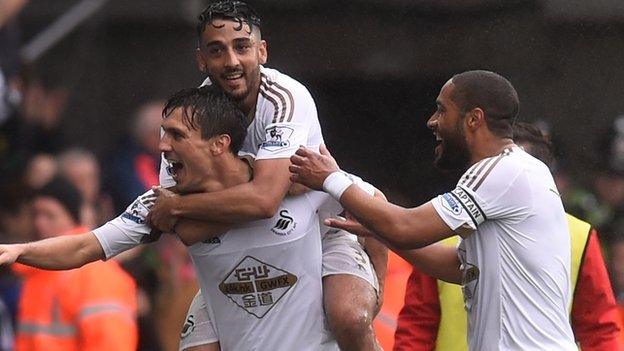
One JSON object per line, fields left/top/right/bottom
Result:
{"left": 13, "top": 178, "right": 137, "bottom": 351}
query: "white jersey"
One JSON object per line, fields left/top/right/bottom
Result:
{"left": 160, "top": 66, "right": 323, "bottom": 187}
{"left": 92, "top": 188, "right": 376, "bottom": 350}
{"left": 430, "top": 146, "right": 576, "bottom": 351}
{"left": 187, "top": 191, "right": 338, "bottom": 351}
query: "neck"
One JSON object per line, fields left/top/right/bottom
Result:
{"left": 470, "top": 136, "right": 515, "bottom": 165}
{"left": 238, "top": 75, "right": 261, "bottom": 116}
{"left": 199, "top": 155, "right": 251, "bottom": 193}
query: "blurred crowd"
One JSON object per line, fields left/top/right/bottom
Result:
{"left": 0, "top": 3, "right": 199, "bottom": 350}
{"left": 0, "top": 1, "right": 623, "bottom": 351}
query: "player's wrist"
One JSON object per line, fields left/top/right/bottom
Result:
{"left": 323, "top": 171, "right": 354, "bottom": 200}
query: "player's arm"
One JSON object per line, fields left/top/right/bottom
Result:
{"left": 149, "top": 85, "right": 319, "bottom": 232}
{"left": 0, "top": 232, "right": 104, "bottom": 270}
{"left": 339, "top": 190, "right": 461, "bottom": 283}
{"left": 291, "top": 145, "right": 461, "bottom": 249}
{"left": 292, "top": 145, "right": 462, "bottom": 281}
{"left": 145, "top": 185, "right": 277, "bottom": 246}
{"left": 152, "top": 158, "right": 291, "bottom": 229}
{"left": 326, "top": 213, "right": 461, "bottom": 284}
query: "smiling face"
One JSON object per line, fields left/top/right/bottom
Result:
{"left": 159, "top": 107, "right": 217, "bottom": 194}
{"left": 426, "top": 80, "right": 471, "bottom": 171}
{"left": 196, "top": 18, "right": 267, "bottom": 112}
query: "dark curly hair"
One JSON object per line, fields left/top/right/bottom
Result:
{"left": 196, "top": 1, "right": 261, "bottom": 37}
{"left": 512, "top": 122, "right": 555, "bottom": 169}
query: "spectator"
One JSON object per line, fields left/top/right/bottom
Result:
{"left": 565, "top": 116, "right": 624, "bottom": 239}
{"left": 0, "top": 299, "right": 13, "bottom": 351}
{"left": 107, "top": 100, "right": 162, "bottom": 213}
{"left": 13, "top": 177, "right": 138, "bottom": 351}
{"left": 24, "top": 153, "right": 57, "bottom": 190}
{"left": 58, "top": 148, "right": 113, "bottom": 228}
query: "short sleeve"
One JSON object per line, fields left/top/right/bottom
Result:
{"left": 92, "top": 190, "right": 158, "bottom": 259}
{"left": 431, "top": 154, "right": 532, "bottom": 234}
{"left": 255, "top": 81, "right": 322, "bottom": 160}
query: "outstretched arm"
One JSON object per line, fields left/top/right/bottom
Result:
{"left": 290, "top": 145, "right": 459, "bottom": 249}
{"left": 0, "top": 232, "right": 104, "bottom": 270}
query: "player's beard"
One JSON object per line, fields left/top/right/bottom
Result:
{"left": 222, "top": 64, "right": 261, "bottom": 102}
{"left": 434, "top": 122, "right": 471, "bottom": 171}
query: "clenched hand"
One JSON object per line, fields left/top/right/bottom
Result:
{"left": 147, "top": 187, "right": 180, "bottom": 233}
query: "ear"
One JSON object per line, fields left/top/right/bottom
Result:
{"left": 258, "top": 40, "right": 268, "bottom": 65}
{"left": 211, "top": 134, "right": 233, "bottom": 155}
{"left": 466, "top": 108, "right": 485, "bottom": 131}
{"left": 196, "top": 48, "right": 207, "bottom": 73}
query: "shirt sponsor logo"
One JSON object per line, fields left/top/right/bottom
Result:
{"left": 271, "top": 209, "right": 296, "bottom": 236}
{"left": 219, "top": 256, "right": 298, "bottom": 318}
{"left": 260, "top": 126, "right": 294, "bottom": 152}
{"left": 441, "top": 193, "right": 462, "bottom": 215}
{"left": 451, "top": 187, "right": 485, "bottom": 225}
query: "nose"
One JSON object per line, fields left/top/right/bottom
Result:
{"left": 426, "top": 113, "right": 438, "bottom": 130}
{"left": 159, "top": 133, "right": 172, "bottom": 153}
{"left": 224, "top": 47, "right": 241, "bottom": 68}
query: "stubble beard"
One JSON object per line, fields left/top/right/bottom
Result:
{"left": 434, "top": 125, "right": 471, "bottom": 172}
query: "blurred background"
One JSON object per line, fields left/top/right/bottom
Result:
{"left": 1, "top": 0, "right": 624, "bottom": 350}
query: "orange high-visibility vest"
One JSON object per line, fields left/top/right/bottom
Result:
{"left": 13, "top": 228, "right": 138, "bottom": 351}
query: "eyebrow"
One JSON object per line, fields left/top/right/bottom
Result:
{"left": 204, "top": 40, "right": 225, "bottom": 48}
{"left": 204, "top": 36, "right": 253, "bottom": 48}
{"left": 233, "top": 37, "right": 252, "bottom": 44}
{"left": 162, "top": 125, "right": 186, "bottom": 135}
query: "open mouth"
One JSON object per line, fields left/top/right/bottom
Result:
{"left": 166, "top": 159, "right": 184, "bottom": 178}
{"left": 433, "top": 134, "right": 443, "bottom": 152}
{"left": 223, "top": 72, "right": 244, "bottom": 82}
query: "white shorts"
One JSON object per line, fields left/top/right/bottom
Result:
{"left": 179, "top": 229, "right": 378, "bottom": 349}
{"left": 321, "top": 229, "right": 379, "bottom": 293}
{"left": 179, "top": 291, "right": 217, "bottom": 351}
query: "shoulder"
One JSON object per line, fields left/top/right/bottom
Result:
{"left": 457, "top": 146, "right": 532, "bottom": 193}
{"left": 260, "top": 67, "right": 314, "bottom": 107}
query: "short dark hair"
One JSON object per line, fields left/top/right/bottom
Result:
{"left": 512, "top": 122, "right": 555, "bottom": 169}
{"left": 196, "top": 1, "right": 261, "bottom": 37}
{"left": 162, "top": 86, "right": 248, "bottom": 154}
{"left": 451, "top": 70, "right": 519, "bottom": 139}
{"left": 38, "top": 177, "right": 83, "bottom": 224}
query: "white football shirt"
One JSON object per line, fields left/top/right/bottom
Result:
{"left": 93, "top": 190, "right": 362, "bottom": 350}
{"left": 431, "top": 146, "right": 576, "bottom": 351}
{"left": 160, "top": 66, "right": 323, "bottom": 187}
